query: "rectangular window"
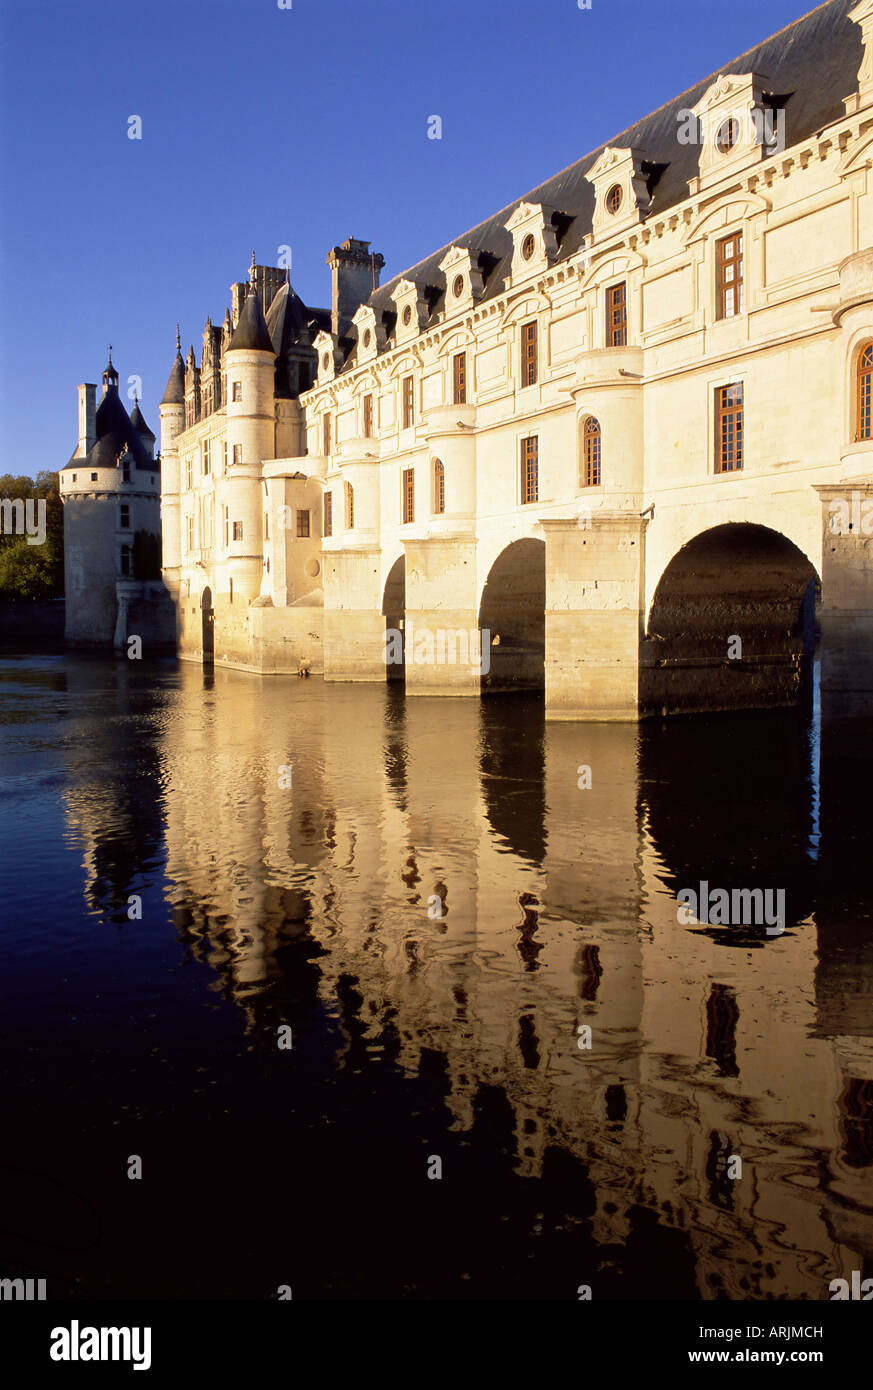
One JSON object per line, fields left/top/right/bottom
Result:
{"left": 362, "top": 393, "right": 373, "bottom": 438}
{"left": 323, "top": 490, "right": 333, "bottom": 537}
{"left": 521, "top": 320, "right": 538, "bottom": 387}
{"left": 323, "top": 412, "right": 332, "bottom": 455}
{"left": 222, "top": 442, "right": 228, "bottom": 473}
{"left": 232, "top": 444, "right": 242, "bottom": 466}
{"left": 185, "top": 515, "right": 194, "bottom": 551}
{"left": 520, "top": 436, "right": 539, "bottom": 504}
{"left": 715, "top": 383, "right": 744, "bottom": 472}
{"left": 90, "top": 472, "right": 97, "bottom": 481}
{"left": 122, "top": 466, "right": 130, "bottom": 484}
{"left": 185, "top": 457, "right": 192, "bottom": 489}
{"left": 232, "top": 381, "right": 242, "bottom": 402}
{"left": 120, "top": 503, "right": 130, "bottom": 529}
{"left": 402, "top": 376, "right": 414, "bottom": 429}
{"left": 232, "top": 520, "right": 243, "bottom": 541}
{"left": 223, "top": 506, "right": 229, "bottom": 546}
{"left": 345, "top": 481, "right": 354, "bottom": 530}
{"left": 120, "top": 544, "right": 132, "bottom": 577}
{"left": 296, "top": 509, "right": 310, "bottom": 538}
{"left": 453, "top": 352, "right": 467, "bottom": 405}
{"left": 264, "top": 511, "right": 270, "bottom": 542}
{"left": 229, "top": 577, "right": 233, "bottom": 604}
{"left": 203, "top": 439, "right": 211, "bottom": 475}
{"left": 402, "top": 467, "right": 415, "bottom": 524}
{"left": 606, "top": 282, "right": 627, "bottom": 347}
{"left": 716, "top": 232, "right": 744, "bottom": 320}
{"left": 433, "top": 460, "right": 445, "bottom": 515}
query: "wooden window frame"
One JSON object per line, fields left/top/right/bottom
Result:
{"left": 856, "top": 342, "right": 873, "bottom": 442}
{"left": 232, "top": 444, "right": 242, "bottom": 466}
{"left": 402, "top": 376, "right": 414, "bottom": 429}
{"left": 606, "top": 282, "right": 627, "bottom": 347}
{"left": 520, "top": 435, "right": 538, "bottom": 505}
{"left": 232, "top": 381, "right": 242, "bottom": 402}
{"left": 402, "top": 467, "right": 415, "bottom": 524}
{"left": 521, "top": 320, "right": 538, "bottom": 387}
{"left": 323, "top": 412, "right": 332, "bottom": 456}
{"left": 453, "top": 351, "right": 467, "bottom": 405}
{"left": 583, "top": 418, "right": 601, "bottom": 486}
{"left": 362, "top": 393, "right": 373, "bottom": 438}
{"left": 296, "top": 509, "right": 310, "bottom": 538}
{"left": 433, "top": 459, "right": 445, "bottom": 515}
{"left": 714, "top": 382, "right": 744, "bottom": 473}
{"left": 345, "top": 480, "right": 355, "bottom": 530}
{"left": 716, "top": 231, "right": 744, "bottom": 320}
{"left": 323, "top": 490, "right": 333, "bottom": 538}
{"left": 232, "top": 520, "right": 244, "bottom": 542}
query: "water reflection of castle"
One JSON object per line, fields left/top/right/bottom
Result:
{"left": 62, "top": 661, "right": 873, "bottom": 1298}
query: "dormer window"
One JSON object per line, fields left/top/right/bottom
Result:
{"left": 606, "top": 184, "right": 623, "bottom": 214}
{"left": 402, "top": 305, "right": 412, "bottom": 326}
{"left": 453, "top": 275, "right": 464, "bottom": 298}
{"left": 716, "top": 117, "right": 739, "bottom": 153}
{"left": 521, "top": 234, "right": 535, "bottom": 260}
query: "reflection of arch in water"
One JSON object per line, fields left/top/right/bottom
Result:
{"left": 382, "top": 556, "right": 405, "bottom": 684}
{"left": 201, "top": 586, "right": 214, "bottom": 664}
{"left": 638, "top": 709, "right": 817, "bottom": 942}
{"left": 478, "top": 695, "right": 546, "bottom": 864}
{"left": 643, "top": 523, "right": 818, "bottom": 716}
{"left": 478, "top": 538, "right": 545, "bottom": 692}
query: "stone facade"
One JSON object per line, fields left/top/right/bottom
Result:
{"left": 161, "top": 0, "right": 873, "bottom": 719}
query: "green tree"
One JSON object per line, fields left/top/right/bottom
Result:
{"left": 0, "top": 471, "right": 64, "bottom": 600}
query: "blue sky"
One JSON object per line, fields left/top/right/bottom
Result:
{"left": 0, "top": 0, "right": 812, "bottom": 475}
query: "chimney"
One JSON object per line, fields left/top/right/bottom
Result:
{"left": 326, "top": 237, "right": 384, "bottom": 339}
{"left": 77, "top": 383, "right": 96, "bottom": 457}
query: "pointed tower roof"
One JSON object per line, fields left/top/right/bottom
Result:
{"left": 228, "top": 285, "right": 274, "bottom": 353}
{"left": 160, "top": 325, "right": 186, "bottom": 406}
{"left": 129, "top": 394, "right": 155, "bottom": 440}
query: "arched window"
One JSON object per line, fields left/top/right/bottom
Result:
{"left": 583, "top": 417, "right": 601, "bottom": 486}
{"left": 345, "top": 480, "right": 355, "bottom": 530}
{"left": 857, "top": 342, "right": 873, "bottom": 442}
{"left": 433, "top": 459, "right": 445, "bottom": 515}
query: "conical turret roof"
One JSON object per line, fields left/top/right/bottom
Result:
{"left": 228, "top": 287, "right": 274, "bottom": 353}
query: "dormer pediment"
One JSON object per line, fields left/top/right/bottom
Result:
{"left": 314, "top": 329, "right": 342, "bottom": 384}
{"left": 686, "top": 73, "right": 779, "bottom": 190}
{"left": 438, "top": 245, "right": 484, "bottom": 313}
{"left": 847, "top": 0, "right": 873, "bottom": 113}
{"left": 588, "top": 146, "right": 651, "bottom": 239}
{"left": 390, "top": 278, "right": 429, "bottom": 342}
{"left": 352, "top": 303, "right": 386, "bottom": 363}
{"left": 504, "top": 201, "right": 559, "bottom": 282}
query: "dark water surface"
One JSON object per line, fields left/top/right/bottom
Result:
{"left": 1, "top": 653, "right": 871, "bottom": 1300}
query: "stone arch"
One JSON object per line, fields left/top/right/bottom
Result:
{"left": 478, "top": 537, "right": 546, "bottom": 692}
{"left": 200, "top": 585, "right": 214, "bottom": 663}
{"left": 643, "top": 522, "right": 819, "bottom": 715}
{"left": 382, "top": 554, "right": 406, "bottom": 683}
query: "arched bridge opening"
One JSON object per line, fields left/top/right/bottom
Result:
{"left": 642, "top": 523, "right": 818, "bottom": 716}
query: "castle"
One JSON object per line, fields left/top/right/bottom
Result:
{"left": 156, "top": 0, "right": 873, "bottom": 719}
{"left": 60, "top": 354, "right": 173, "bottom": 650}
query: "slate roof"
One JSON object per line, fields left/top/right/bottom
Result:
{"left": 160, "top": 349, "right": 185, "bottom": 406}
{"left": 266, "top": 282, "right": 332, "bottom": 397}
{"left": 228, "top": 288, "right": 274, "bottom": 353}
{"left": 129, "top": 400, "right": 155, "bottom": 439}
{"left": 66, "top": 379, "right": 156, "bottom": 471}
{"left": 352, "top": 0, "right": 862, "bottom": 364}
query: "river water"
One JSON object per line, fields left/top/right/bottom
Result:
{"left": 1, "top": 653, "right": 871, "bottom": 1300}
